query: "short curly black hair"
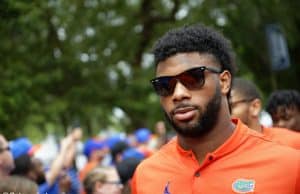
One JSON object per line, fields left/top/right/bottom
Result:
{"left": 153, "top": 23, "right": 236, "bottom": 75}
{"left": 266, "top": 90, "right": 300, "bottom": 116}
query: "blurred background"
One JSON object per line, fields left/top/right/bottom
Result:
{"left": 0, "top": 0, "right": 299, "bottom": 141}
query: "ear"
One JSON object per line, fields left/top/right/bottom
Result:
{"left": 249, "top": 98, "right": 262, "bottom": 117}
{"left": 219, "top": 70, "right": 231, "bottom": 95}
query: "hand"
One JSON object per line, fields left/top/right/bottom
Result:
{"left": 71, "top": 127, "right": 83, "bottom": 141}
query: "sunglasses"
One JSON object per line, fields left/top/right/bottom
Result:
{"left": 150, "top": 66, "right": 222, "bottom": 96}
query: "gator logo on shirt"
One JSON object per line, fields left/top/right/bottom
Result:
{"left": 232, "top": 178, "right": 255, "bottom": 193}
{"left": 163, "top": 182, "right": 171, "bottom": 194}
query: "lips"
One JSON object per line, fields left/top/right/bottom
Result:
{"left": 173, "top": 106, "right": 197, "bottom": 121}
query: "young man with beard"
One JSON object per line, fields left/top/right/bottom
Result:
{"left": 131, "top": 24, "right": 300, "bottom": 194}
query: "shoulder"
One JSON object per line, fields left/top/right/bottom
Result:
{"left": 249, "top": 131, "right": 300, "bottom": 162}
{"left": 139, "top": 139, "right": 176, "bottom": 164}
{"left": 265, "top": 126, "right": 300, "bottom": 136}
{"left": 235, "top": 119, "right": 299, "bottom": 151}
{"left": 236, "top": 122, "right": 300, "bottom": 162}
{"left": 263, "top": 126, "right": 300, "bottom": 149}
{"left": 230, "top": 126, "right": 300, "bottom": 179}
{"left": 134, "top": 139, "right": 178, "bottom": 175}
{"left": 131, "top": 139, "right": 187, "bottom": 194}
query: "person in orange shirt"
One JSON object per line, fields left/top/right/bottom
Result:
{"left": 131, "top": 24, "right": 300, "bottom": 194}
{"left": 230, "top": 77, "right": 300, "bottom": 149}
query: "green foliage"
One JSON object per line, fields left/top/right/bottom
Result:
{"left": 0, "top": 0, "right": 299, "bottom": 139}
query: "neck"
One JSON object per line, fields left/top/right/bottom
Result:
{"left": 248, "top": 118, "right": 263, "bottom": 133}
{"left": 177, "top": 104, "right": 235, "bottom": 164}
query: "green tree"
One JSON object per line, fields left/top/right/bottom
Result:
{"left": 0, "top": 0, "right": 299, "bottom": 139}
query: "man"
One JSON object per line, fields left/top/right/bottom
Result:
{"left": 83, "top": 166, "right": 123, "bottom": 194}
{"left": 131, "top": 24, "right": 300, "bottom": 193}
{"left": 230, "top": 78, "right": 300, "bottom": 149}
{"left": 266, "top": 89, "right": 300, "bottom": 131}
{"left": 0, "top": 134, "right": 14, "bottom": 177}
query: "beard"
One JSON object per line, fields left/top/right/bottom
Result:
{"left": 164, "top": 86, "right": 222, "bottom": 138}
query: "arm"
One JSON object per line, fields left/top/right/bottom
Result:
{"left": 45, "top": 136, "right": 73, "bottom": 186}
{"left": 63, "top": 127, "right": 83, "bottom": 169}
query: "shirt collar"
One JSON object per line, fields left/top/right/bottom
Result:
{"left": 175, "top": 119, "right": 254, "bottom": 159}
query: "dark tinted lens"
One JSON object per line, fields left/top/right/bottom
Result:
{"left": 179, "top": 68, "right": 205, "bottom": 89}
{"left": 151, "top": 66, "right": 208, "bottom": 96}
{"left": 152, "top": 77, "right": 174, "bottom": 96}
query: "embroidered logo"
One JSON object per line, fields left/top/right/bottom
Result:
{"left": 163, "top": 182, "right": 171, "bottom": 194}
{"left": 232, "top": 178, "right": 255, "bottom": 193}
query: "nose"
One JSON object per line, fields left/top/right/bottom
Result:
{"left": 172, "top": 81, "right": 191, "bottom": 102}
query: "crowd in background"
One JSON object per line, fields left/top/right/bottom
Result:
{"left": 0, "top": 87, "right": 300, "bottom": 194}
{"left": 0, "top": 120, "right": 171, "bottom": 194}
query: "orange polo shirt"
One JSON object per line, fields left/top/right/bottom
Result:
{"left": 262, "top": 126, "right": 300, "bottom": 149}
{"left": 131, "top": 119, "right": 300, "bottom": 194}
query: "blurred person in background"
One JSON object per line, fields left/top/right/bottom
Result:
{"left": 266, "top": 89, "right": 300, "bottom": 131}
{"left": 110, "top": 140, "right": 130, "bottom": 164}
{"left": 0, "top": 134, "right": 14, "bottom": 177}
{"left": 133, "top": 128, "right": 154, "bottom": 158}
{"left": 10, "top": 129, "right": 81, "bottom": 194}
{"left": 148, "top": 121, "right": 168, "bottom": 150}
{"left": 79, "top": 138, "right": 109, "bottom": 182}
{"left": 9, "top": 137, "right": 46, "bottom": 185}
{"left": 230, "top": 78, "right": 300, "bottom": 149}
{"left": 121, "top": 147, "right": 145, "bottom": 161}
{"left": 116, "top": 157, "right": 141, "bottom": 194}
{"left": 103, "top": 135, "right": 128, "bottom": 166}
{"left": 83, "top": 166, "right": 122, "bottom": 194}
{"left": 39, "top": 128, "right": 82, "bottom": 194}
{"left": 0, "top": 175, "right": 38, "bottom": 194}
